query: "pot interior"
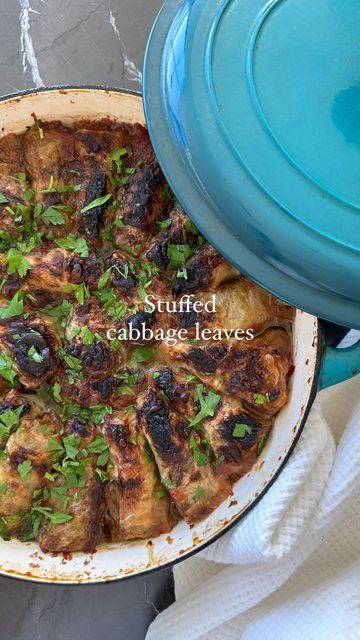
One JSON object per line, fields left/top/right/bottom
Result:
{"left": 0, "top": 89, "right": 319, "bottom": 583}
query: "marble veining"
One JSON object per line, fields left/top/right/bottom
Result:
{"left": 19, "top": 0, "right": 44, "bottom": 87}
{"left": 109, "top": 9, "right": 143, "bottom": 85}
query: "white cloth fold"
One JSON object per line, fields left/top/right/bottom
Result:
{"left": 147, "top": 368, "right": 360, "bottom": 640}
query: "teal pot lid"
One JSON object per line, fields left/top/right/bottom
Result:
{"left": 143, "top": 0, "right": 360, "bottom": 329}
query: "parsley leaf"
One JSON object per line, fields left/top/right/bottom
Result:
{"left": 111, "top": 147, "right": 128, "bottom": 174}
{"left": 63, "top": 435, "right": 81, "bottom": 461}
{"left": 189, "top": 385, "right": 221, "bottom": 427}
{"left": 64, "top": 283, "right": 90, "bottom": 305}
{"left": 42, "top": 205, "right": 66, "bottom": 226}
{"left": 55, "top": 236, "right": 89, "bottom": 257}
{"left": 0, "top": 291, "right": 24, "bottom": 319}
{"left": 7, "top": 248, "right": 31, "bottom": 278}
{"left": 0, "top": 352, "right": 17, "bottom": 384}
{"left": 167, "top": 244, "right": 194, "bottom": 269}
{"left": 189, "top": 436, "right": 208, "bottom": 467}
{"left": 0, "top": 193, "right": 9, "bottom": 205}
{"left": 17, "top": 459, "right": 32, "bottom": 482}
{"left": 162, "top": 477, "right": 176, "bottom": 489}
{"left": 52, "top": 382, "right": 62, "bottom": 403}
{"left": 194, "top": 486, "right": 205, "bottom": 501}
{"left": 253, "top": 393, "right": 269, "bottom": 405}
{"left": 80, "top": 194, "right": 111, "bottom": 213}
{"left": 47, "top": 512, "right": 73, "bottom": 525}
{"left": 156, "top": 219, "right": 172, "bottom": 230}
{"left": 131, "top": 346, "right": 154, "bottom": 366}
{"left": 233, "top": 423, "right": 252, "bottom": 438}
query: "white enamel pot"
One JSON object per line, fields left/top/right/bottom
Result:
{"left": 0, "top": 87, "right": 358, "bottom": 584}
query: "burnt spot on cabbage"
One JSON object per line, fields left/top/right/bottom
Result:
{"left": 187, "top": 344, "right": 227, "bottom": 374}
{"left": 68, "top": 253, "right": 102, "bottom": 286}
{"left": 108, "top": 255, "right": 137, "bottom": 295}
{"left": 219, "top": 413, "right": 262, "bottom": 451}
{"left": 67, "top": 341, "right": 112, "bottom": 375}
{"left": 154, "top": 369, "right": 190, "bottom": 405}
{"left": 138, "top": 390, "right": 183, "bottom": 464}
{"left": 126, "top": 311, "right": 155, "bottom": 342}
{"left": 92, "top": 376, "right": 114, "bottom": 401}
{"left": 8, "top": 321, "right": 58, "bottom": 381}
{"left": 77, "top": 169, "right": 109, "bottom": 239}
{"left": 173, "top": 259, "right": 208, "bottom": 296}
{"left": 122, "top": 164, "right": 163, "bottom": 230}
{"left": 2, "top": 272, "right": 23, "bottom": 298}
{"left": 146, "top": 238, "right": 170, "bottom": 270}
{"left": 176, "top": 306, "right": 199, "bottom": 329}
{"left": 65, "top": 418, "right": 89, "bottom": 438}
{"left": 76, "top": 132, "right": 103, "bottom": 154}
{"left": 105, "top": 420, "right": 131, "bottom": 449}
{"left": 227, "top": 350, "right": 265, "bottom": 393}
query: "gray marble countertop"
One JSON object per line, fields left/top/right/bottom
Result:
{"left": 0, "top": 2, "right": 175, "bottom": 639}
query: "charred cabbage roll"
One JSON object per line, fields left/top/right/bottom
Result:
{"left": 0, "top": 315, "right": 60, "bottom": 389}
{"left": 38, "top": 417, "right": 104, "bottom": 554}
{"left": 103, "top": 408, "right": 177, "bottom": 541}
{"left": 137, "top": 389, "right": 231, "bottom": 525}
{"left": 160, "top": 329, "right": 293, "bottom": 416}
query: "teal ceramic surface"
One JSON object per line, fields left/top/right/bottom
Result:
{"left": 143, "top": 0, "right": 360, "bottom": 330}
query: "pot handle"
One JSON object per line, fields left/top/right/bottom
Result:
{"left": 319, "top": 339, "right": 360, "bottom": 390}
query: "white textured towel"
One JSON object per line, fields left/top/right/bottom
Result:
{"left": 147, "top": 335, "right": 360, "bottom": 640}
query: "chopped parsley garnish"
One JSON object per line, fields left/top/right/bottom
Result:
{"left": 80, "top": 194, "right": 111, "bottom": 213}
{"left": 64, "top": 282, "right": 90, "bottom": 305}
{"left": 110, "top": 147, "right": 128, "bottom": 174}
{"left": 233, "top": 423, "right": 252, "bottom": 438}
{"left": 194, "top": 486, "right": 205, "bottom": 501}
{"left": 0, "top": 194, "right": 9, "bottom": 205}
{"left": 42, "top": 205, "right": 68, "bottom": 226}
{"left": 189, "top": 385, "right": 221, "bottom": 427}
{"left": 161, "top": 477, "right": 176, "bottom": 490}
{"left": 131, "top": 346, "right": 154, "bottom": 367}
{"left": 17, "top": 459, "right": 32, "bottom": 482}
{"left": 27, "top": 345, "right": 43, "bottom": 363}
{"left": 52, "top": 382, "right": 62, "bottom": 403}
{"left": 0, "top": 406, "right": 23, "bottom": 430}
{"left": 176, "top": 268, "right": 188, "bottom": 280}
{"left": 0, "top": 352, "right": 17, "bottom": 384}
{"left": 88, "top": 435, "right": 109, "bottom": 467}
{"left": 63, "top": 435, "right": 81, "bottom": 461}
{"left": 98, "top": 269, "right": 112, "bottom": 290}
{"left": 156, "top": 488, "right": 167, "bottom": 499}
{"left": 47, "top": 437, "right": 64, "bottom": 453}
{"left": 94, "top": 287, "right": 128, "bottom": 320}
{"left": 0, "top": 291, "right": 24, "bottom": 319}
{"left": 55, "top": 236, "right": 89, "bottom": 257}
{"left": 167, "top": 244, "right": 194, "bottom": 270}
{"left": 60, "top": 403, "right": 112, "bottom": 426}
{"left": 39, "top": 175, "right": 55, "bottom": 194}
{"left": 189, "top": 435, "right": 208, "bottom": 467}
{"left": 79, "top": 326, "right": 101, "bottom": 345}
{"left": 253, "top": 393, "right": 269, "bottom": 405}
{"left": 0, "top": 518, "right": 10, "bottom": 541}
{"left": 186, "top": 374, "right": 200, "bottom": 384}
{"left": 0, "top": 481, "right": 7, "bottom": 495}
{"left": 156, "top": 219, "right": 172, "bottom": 230}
